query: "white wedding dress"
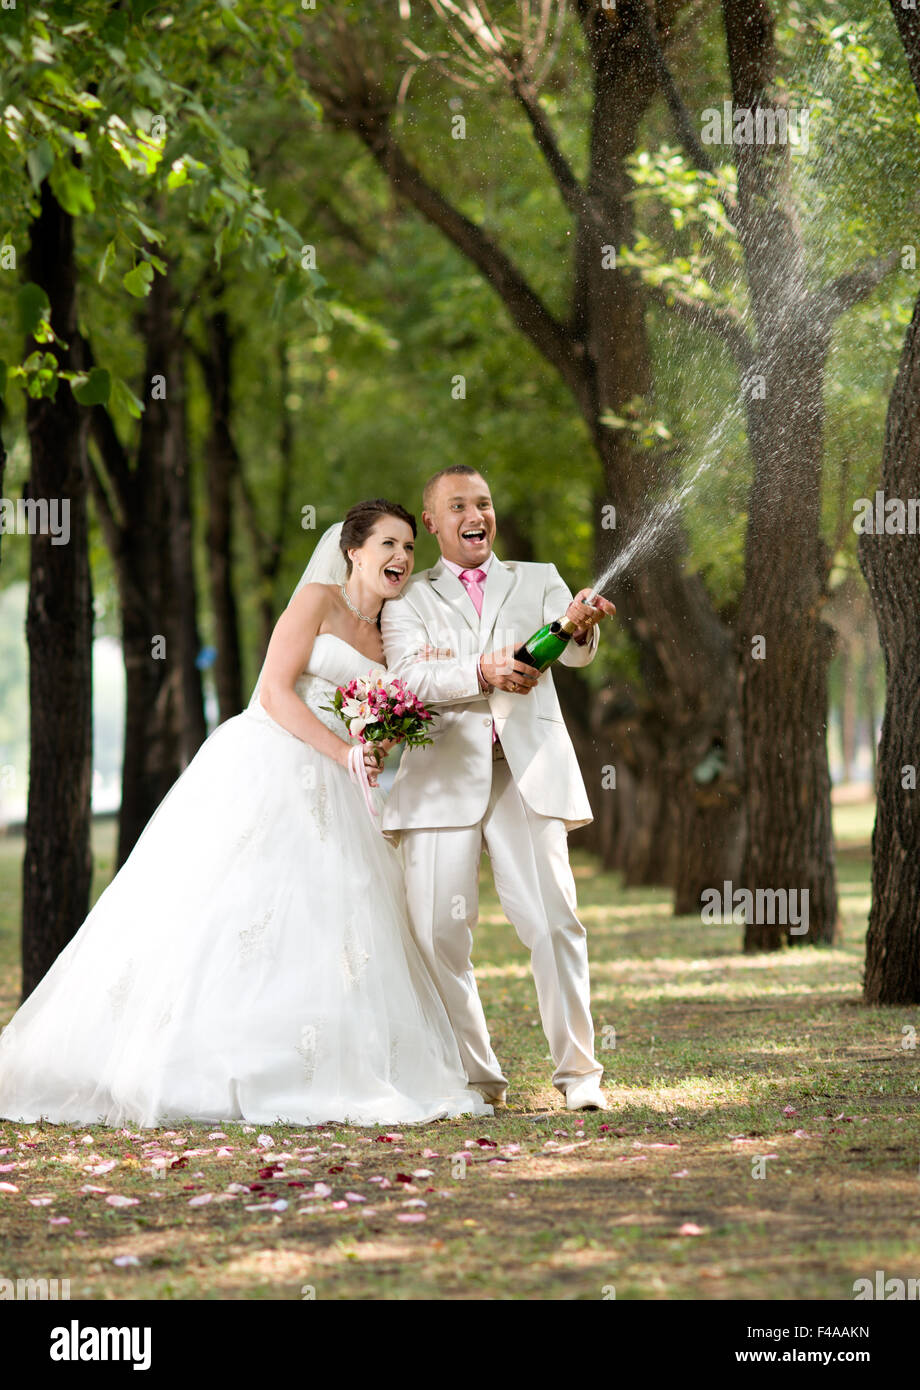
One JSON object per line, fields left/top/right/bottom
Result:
{"left": 0, "top": 632, "right": 491, "bottom": 1128}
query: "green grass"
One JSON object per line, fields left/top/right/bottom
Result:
{"left": 0, "top": 803, "right": 918, "bottom": 1301}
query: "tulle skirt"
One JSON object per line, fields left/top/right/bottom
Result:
{"left": 0, "top": 702, "right": 490, "bottom": 1128}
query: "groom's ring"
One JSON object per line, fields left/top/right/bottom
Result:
{"left": 509, "top": 681, "right": 518, "bottom": 691}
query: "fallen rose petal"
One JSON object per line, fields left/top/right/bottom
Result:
{"left": 402, "top": 1198, "right": 427, "bottom": 1207}
{"left": 257, "top": 1134, "right": 275, "bottom": 1148}
{"left": 188, "top": 1193, "right": 213, "bottom": 1207}
{"left": 412, "top": 1169, "right": 433, "bottom": 1178}
{"left": 0, "top": 1183, "right": 19, "bottom": 1193}
{"left": 396, "top": 1212, "right": 426, "bottom": 1223}
{"left": 270, "top": 1199, "right": 288, "bottom": 1212}
{"left": 331, "top": 1200, "right": 348, "bottom": 1210}
{"left": 783, "top": 1105, "right": 798, "bottom": 1117}
{"left": 344, "top": 1192, "right": 366, "bottom": 1202}
{"left": 105, "top": 1195, "right": 140, "bottom": 1207}
{"left": 49, "top": 1216, "right": 71, "bottom": 1225}
{"left": 87, "top": 1160, "right": 118, "bottom": 1175}
{"left": 672, "top": 1170, "right": 690, "bottom": 1178}
{"left": 113, "top": 1255, "right": 140, "bottom": 1267}
{"left": 28, "top": 1197, "right": 54, "bottom": 1206}
{"left": 312, "top": 1182, "right": 332, "bottom": 1197}
{"left": 678, "top": 1222, "right": 704, "bottom": 1236}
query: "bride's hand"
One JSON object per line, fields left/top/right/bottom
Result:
{"left": 362, "top": 743, "right": 382, "bottom": 786}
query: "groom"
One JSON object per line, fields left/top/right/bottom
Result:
{"left": 380, "top": 465, "right": 616, "bottom": 1111}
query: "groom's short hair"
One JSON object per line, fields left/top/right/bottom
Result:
{"left": 422, "top": 464, "right": 488, "bottom": 512}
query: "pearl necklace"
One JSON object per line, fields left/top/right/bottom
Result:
{"left": 340, "top": 583, "right": 378, "bottom": 625}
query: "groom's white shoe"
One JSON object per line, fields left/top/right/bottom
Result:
{"left": 564, "top": 1076, "right": 608, "bottom": 1112}
{"left": 469, "top": 1082, "right": 508, "bottom": 1109}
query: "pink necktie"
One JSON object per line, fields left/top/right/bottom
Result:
{"left": 459, "top": 567, "right": 486, "bottom": 616}
{"left": 459, "top": 568, "right": 496, "bottom": 744}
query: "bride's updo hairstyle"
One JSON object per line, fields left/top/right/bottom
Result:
{"left": 339, "top": 499, "right": 417, "bottom": 578}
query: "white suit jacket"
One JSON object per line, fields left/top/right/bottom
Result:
{"left": 379, "top": 554, "right": 598, "bottom": 836}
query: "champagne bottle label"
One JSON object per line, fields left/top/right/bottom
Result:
{"left": 513, "top": 615, "right": 577, "bottom": 673}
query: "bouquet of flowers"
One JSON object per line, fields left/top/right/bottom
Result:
{"left": 323, "top": 671, "right": 436, "bottom": 816}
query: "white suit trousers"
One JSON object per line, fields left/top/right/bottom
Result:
{"left": 400, "top": 757, "right": 603, "bottom": 1094}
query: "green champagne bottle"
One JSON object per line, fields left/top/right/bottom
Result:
{"left": 513, "top": 591, "right": 599, "bottom": 672}
{"left": 513, "top": 615, "right": 579, "bottom": 672}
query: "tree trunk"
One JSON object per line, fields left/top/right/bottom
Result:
{"left": 20, "top": 181, "right": 93, "bottom": 999}
{"left": 856, "top": 0, "right": 920, "bottom": 1003}
{"left": 864, "top": 645, "right": 879, "bottom": 785}
{"left": 858, "top": 294, "right": 920, "bottom": 1002}
{"left": 723, "top": 0, "right": 839, "bottom": 948}
{"left": 87, "top": 269, "right": 205, "bottom": 866}
{"left": 203, "top": 306, "right": 244, "bottom": 721}
{"left": 238, "top": 334, "right": 298, "bottom": 672}
{"left": 165, "top": 343, "right": 207, "bottom": 763}
{"left": 736, "top": 344, "right": 839, "bottom": 949}
{"left": 839, "top": 645, "right": 855, "bottom": 783}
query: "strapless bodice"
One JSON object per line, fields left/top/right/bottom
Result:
{"left": 254, "top": 632, "right": 387, "bottom": 742}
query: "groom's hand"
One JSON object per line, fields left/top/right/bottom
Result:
{"left": 566, "top": 590, "right": 616, "bottom": 636}
{"left": 480, "top": 645, "right": 540, "bottom": 694}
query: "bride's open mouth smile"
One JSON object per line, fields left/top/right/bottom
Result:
{"left": 383, "top": 565, "right": 407, "bottom": 588}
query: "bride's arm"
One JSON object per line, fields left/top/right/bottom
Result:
{"left": 258, "top": 585, "right": 368, "bottom": 773}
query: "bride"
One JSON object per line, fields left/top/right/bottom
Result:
{"left": 0, "top": 499, "right": 491, "bottom": 1128}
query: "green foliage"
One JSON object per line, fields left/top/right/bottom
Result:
{"left": 0, "top": 0, "right": 329, "bottom": 419}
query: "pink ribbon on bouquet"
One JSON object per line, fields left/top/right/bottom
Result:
{"left": 347, "top": 743, "right": 379, "bottom": 821}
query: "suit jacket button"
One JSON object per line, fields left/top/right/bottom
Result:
{"left": 483, "top": 717, "right": 491, "bottom": 727}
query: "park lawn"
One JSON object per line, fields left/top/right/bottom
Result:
{"left": 0, "top": 807, "right": 918, "bottom": 1301}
